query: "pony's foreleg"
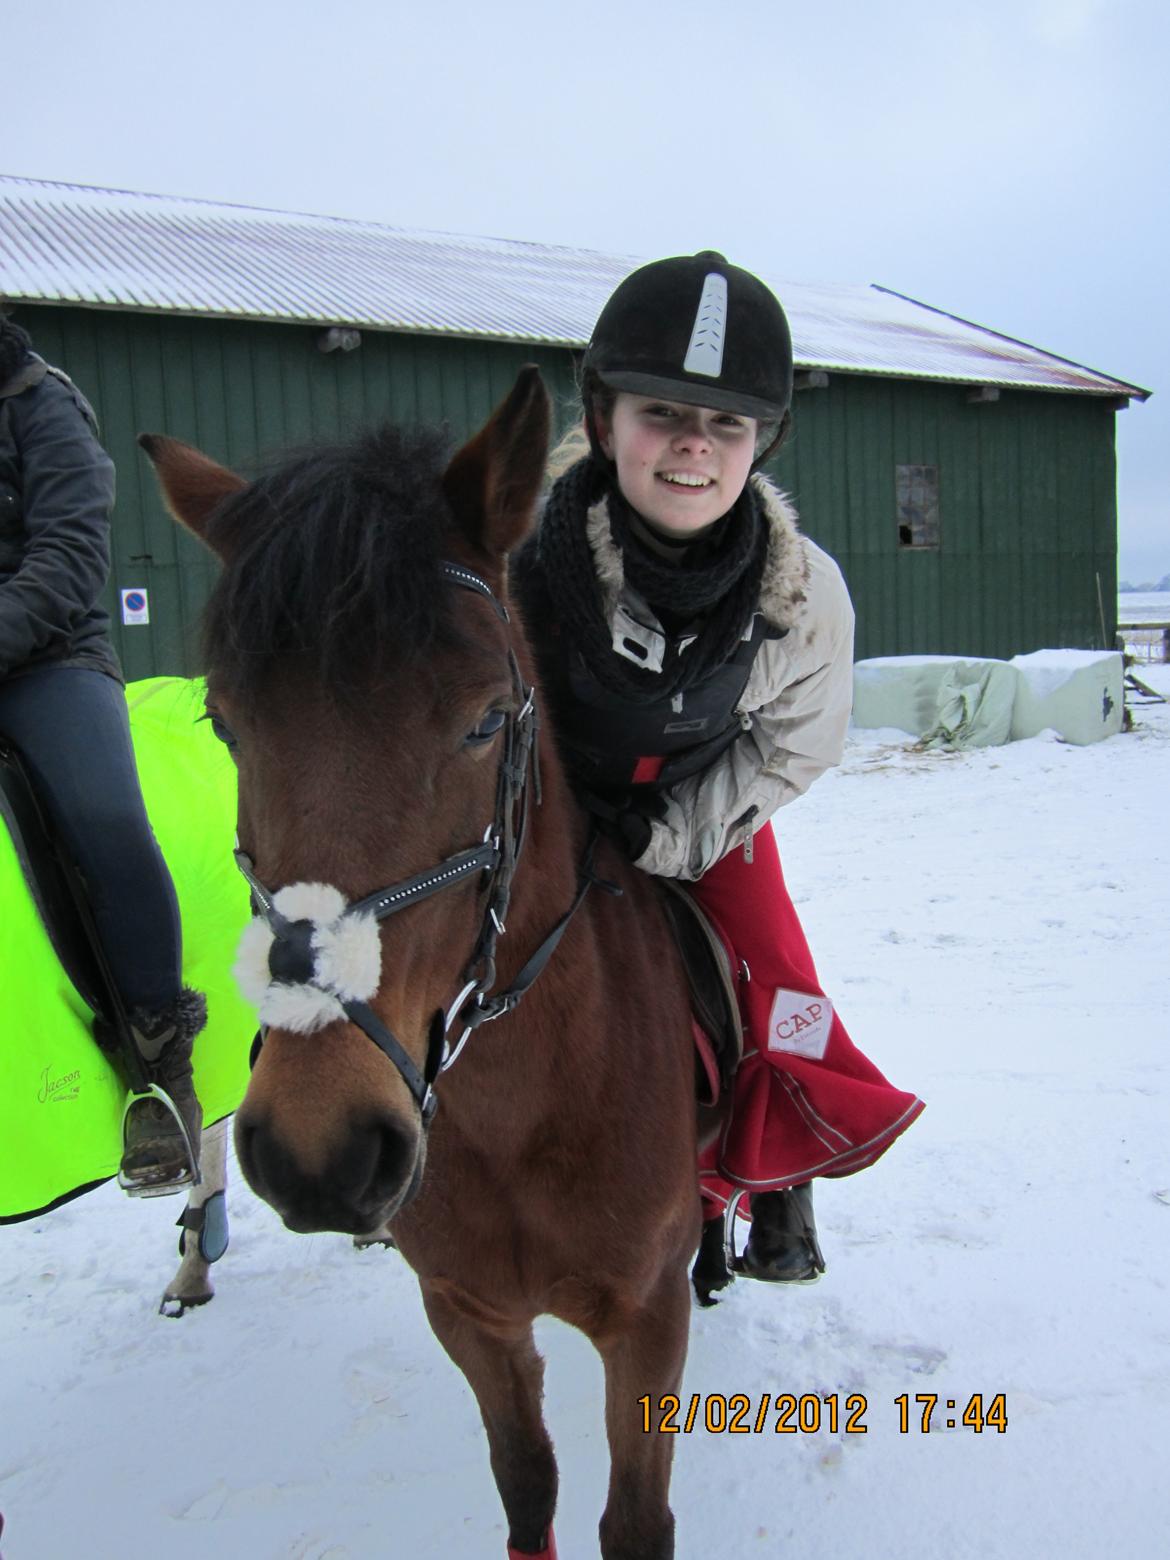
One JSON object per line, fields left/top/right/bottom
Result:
{"left": 420, "top": 1283, "right": 558, "bottom": 1558}
{"left": 159, "top": 1115, "right": 230, "bottom": 1317}
{"left": 691, "top": 1212, "right": 734, "bottom": 1306}
{"left": 591, "top": 1267, "right": 691, "bottom": 1560}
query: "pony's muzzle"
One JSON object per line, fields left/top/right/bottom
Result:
{"left": 234, "top": 1103, "right": 423, "bottom": 1236}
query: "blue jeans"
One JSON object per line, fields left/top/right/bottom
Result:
{"left": 0, "top": 663, "right": 182, "bottom": 1012}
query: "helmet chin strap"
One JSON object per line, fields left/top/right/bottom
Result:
{"left": 750, "top": 409, "right": 790, "bottom": 473}
{"left": 580, "top": 379, "right": 614, "bottom": 475}
{"left": 586, "top": 424, "right": 613, "bottom": 475}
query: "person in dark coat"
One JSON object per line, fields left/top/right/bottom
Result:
{"left": 0, "top": 309, "right": 205, "bottom": 1193}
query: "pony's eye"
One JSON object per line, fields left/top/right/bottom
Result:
{"left": 205, "top": 710, "right": 238, "bottom": 750}
{"left": 465, "top": 709, "right": 507, "bottom": 747}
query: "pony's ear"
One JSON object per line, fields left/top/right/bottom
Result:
{"left": 442, "top": 366, "right": 550, "bottom": 558}
{"left": 138, "top": 434, "right": 248, "bottom": 559}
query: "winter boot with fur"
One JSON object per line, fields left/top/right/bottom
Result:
{"left": 741, "top": 1182, "right": 826, "bottom": 1283}
{"left": 119, "top": 989, "right": 207, "bottom": 1196}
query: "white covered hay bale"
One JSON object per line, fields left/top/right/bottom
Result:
{"left": 1008, "top": 650, "right": 1124, "bottom": 745}
{"left": 851, "top": 656, "right": 1016, "bottom": 747}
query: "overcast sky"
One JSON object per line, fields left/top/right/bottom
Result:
{"left": 5, "top": 0, "right": 1166, "bottom": 581}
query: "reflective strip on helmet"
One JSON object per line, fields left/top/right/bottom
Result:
{"left": 682, "top": 273, "right": 728, "bottom": 378}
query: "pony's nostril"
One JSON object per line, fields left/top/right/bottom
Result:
{"left": 235, "top": 1114, "right": 301, "bottom": 1204}
{"left": 368, "top": 1118, "right": 417, "bottom": 1206}
{"left": 233, "top": 1116, "right": 258, "bottom": 1181}
{"left": 329, "top": 1114, "right": 415, "bottom": 1211}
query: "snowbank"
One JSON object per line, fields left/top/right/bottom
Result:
{"left": 852, "top": 656, "right": 1015, "bottom": 747}
{"left": 1009, "top": 649, "right": 1124, "bottom": 744}
{"left": 853, "top": 650, "right": 1125, "bottom": 747}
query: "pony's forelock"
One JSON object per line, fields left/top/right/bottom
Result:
{"left": 203, "top": 424, "right": 462, "bottom": 710}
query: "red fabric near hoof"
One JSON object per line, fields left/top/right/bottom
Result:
{"left": 508, "top": 1528, "right": 557, "bottom": 1560}
{"left": 691, "top": 822, "right": 924, "bottom": 1202}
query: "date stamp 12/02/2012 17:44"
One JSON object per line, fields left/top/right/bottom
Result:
{"left": 638, "top": 1393, "right": 1009, "bottom": 1436}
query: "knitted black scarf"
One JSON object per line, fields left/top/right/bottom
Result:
{"left": 536, "top": 458, "right": 767, "bottom": 703}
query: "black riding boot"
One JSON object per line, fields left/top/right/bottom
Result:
{"left": 741, "top": 1182, "right": 826, "bottom": 1284}
{"left": 118, "top": 989, "right": 207, "bottom": 1196}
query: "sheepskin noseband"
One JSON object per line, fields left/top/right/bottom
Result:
{"left": 234, "top": 882, "right": 382, "bottom": 1033}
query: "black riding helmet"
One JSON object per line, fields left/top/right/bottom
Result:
{"left": 583, "top": 251, "right": 794, "bottom": 468}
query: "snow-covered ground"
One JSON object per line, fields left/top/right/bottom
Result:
{"left": 1117, "top": 590, "right": 1170, "bottom": 624}
{"left": 3, "top": 670, "right": 1168, "bottom": 1560}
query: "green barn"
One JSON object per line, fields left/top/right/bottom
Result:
{"left": 1, "top": 174, "right": 1149, "bottom": 677}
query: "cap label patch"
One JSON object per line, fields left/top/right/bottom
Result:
{"left": 766, "top": 989, "right": 834, "bottom": 1060}
{"left": 682, "top": 273, "right": 728, "bottom": 378}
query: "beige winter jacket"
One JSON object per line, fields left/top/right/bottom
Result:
{"left": 586, "top": 474, "right": 855, "bottom": 880}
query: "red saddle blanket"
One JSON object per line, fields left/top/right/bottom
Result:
{"left": 682, "top": 822, "right": 925, "bottom": 1221}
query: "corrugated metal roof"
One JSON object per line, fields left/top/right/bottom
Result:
{"left": 0, "top": 174, "right": 1149, "bottom": 400}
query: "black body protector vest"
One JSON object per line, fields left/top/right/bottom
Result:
{"left": 560, "top": 609, "right": 782, "bottom": 794}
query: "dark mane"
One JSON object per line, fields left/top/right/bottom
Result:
{"left": 203, "top": 424, "right": 459, "bottom": 707}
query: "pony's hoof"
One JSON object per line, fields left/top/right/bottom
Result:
{"left": 159, "top": 1289, "right": 214, "bottom": 1318}
{"left": 691, "top": 1268, "right": 734, "bottom": 1307}
{"left": 691, "top": 1213, "right": 734, "bottom": 1306}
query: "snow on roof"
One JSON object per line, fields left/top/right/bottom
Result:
{"left": 0, "top": 174, "right": 1150, "bottom": 400}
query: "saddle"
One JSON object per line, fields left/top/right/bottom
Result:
{"left": 655, "top": 879, "right": 743, "bottom": 1107}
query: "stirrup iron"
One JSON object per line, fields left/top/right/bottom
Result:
{"left": 117, "top": 1084, "right": 201, "bottom": 1198}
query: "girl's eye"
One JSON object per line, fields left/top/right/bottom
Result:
{"left": 465, "top": 709, "right": 507, "bottom": 747}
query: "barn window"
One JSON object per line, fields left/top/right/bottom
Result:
{"left": 896, "top": 465, "right": 940, "bottom": 549}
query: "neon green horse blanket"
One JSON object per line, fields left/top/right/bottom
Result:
{"left": 1, "top": 676, "right": 256, "bottom": 1222}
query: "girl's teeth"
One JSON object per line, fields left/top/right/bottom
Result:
{"left": 661, "top": 473, "right": 711, "bottom": 487}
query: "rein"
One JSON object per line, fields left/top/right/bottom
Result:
{"left": 235, "top": 562, "right": 616, "bottom": 1127}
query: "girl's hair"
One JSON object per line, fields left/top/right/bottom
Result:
{"left": 545, "top": 372, "right": 616, "bottom": 481}
{"left": 546, "top": 421, "right": 590, "bottom": 481}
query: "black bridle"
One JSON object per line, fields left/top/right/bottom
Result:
{"left": 235, "top": 561, "right": 614, "bottom": 1127}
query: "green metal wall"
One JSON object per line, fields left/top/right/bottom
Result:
{"left": 20, "top": 304, "right": 1118, "bottom": 673}
{"left": 767, "top": 374, "right": 1118, "bottom": 660}
{"left": 21, "top": 305, "right": 580, "bottom": 679}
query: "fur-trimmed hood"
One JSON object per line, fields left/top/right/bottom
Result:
{"left": 584, "top": 472, "right": 811, "bottom": 634}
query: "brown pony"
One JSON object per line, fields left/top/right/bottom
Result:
{"left": 142, "top": 369, "right": 711, "bottom": 1560}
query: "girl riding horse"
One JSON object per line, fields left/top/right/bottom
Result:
{"left": 515, "top": 251, "right": 924, "bottom": 1282}
{"left": 0, "top": 310, "right": 205, "bottom": 1193}
{"left": 134, "top": 256, "right": 925, "bottom": 1560}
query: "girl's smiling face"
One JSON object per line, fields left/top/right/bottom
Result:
{"left": 596, "top": 393, "right": 758, "bottom": 537}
